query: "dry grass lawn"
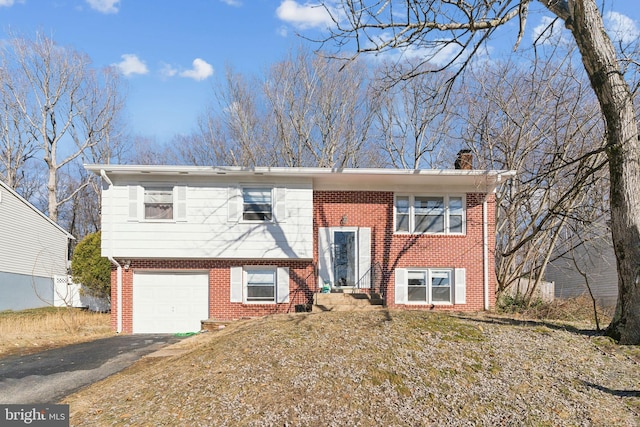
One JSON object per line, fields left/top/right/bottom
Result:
{"left": 62, "top": 310, "right": 640, "bottom": 427}
{"left": 0, "top": 307, "right": 113, "bottom": 357}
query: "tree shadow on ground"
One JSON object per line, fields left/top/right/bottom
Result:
{"left": 452, "top": 312, "right": 604, "bottom": 338}
{"left": 582, "top": 381, "right": 640, "bottom": 398}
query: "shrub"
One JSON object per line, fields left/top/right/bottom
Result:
{"left": 71, "top": 231, "right": 111, "bottom": 300}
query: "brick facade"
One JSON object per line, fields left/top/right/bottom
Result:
{"left": 313, "top": 191, "right": 496, "bottom": 311}
{"left": 110, "top": 189, "right": 496, "bottom": 333}
{"left": 111, "top": 259, "right": 314, "bottom": 333}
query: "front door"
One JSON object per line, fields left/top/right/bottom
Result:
{"left": 333, "top": 231, "right": 356, "bottom": 287}
{"left": 318, "top": 227, "right": 371, "bottom": 290}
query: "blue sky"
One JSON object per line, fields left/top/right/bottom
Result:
{"left": 1, "top": 0, "right": 638, "bottom": 144}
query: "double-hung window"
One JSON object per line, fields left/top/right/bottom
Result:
{"left": 230, "top": 266, "right": 290, "bottom": 304}
{"left": 395, "top": 195, "right": 465, "bottom": 234}
{"left": 245, "top": 268, "right": 276, "bottom": 302}
{"left": 144, "top": 187, "right": 174, "bottom": 220}
{"left": 243, "top": 187, "right": 272, "bottom": 221}
{"left": 407, "top": 269, "right": 453, "bottom": 304}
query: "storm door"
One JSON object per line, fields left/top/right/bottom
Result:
{"left": 333, "top": 231, "right": 356, "bottom": 287}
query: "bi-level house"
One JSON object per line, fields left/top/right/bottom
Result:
{"left": 86, "top": 153, "right": 514, "bottom": 333}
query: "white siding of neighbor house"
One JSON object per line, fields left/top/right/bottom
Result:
{"left": 0, "top": 184, "right": 70, "bottom": 279}
{"left": 101, "top": 178, "right": 314, "bottom": 259}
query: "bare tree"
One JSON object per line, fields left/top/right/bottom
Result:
{"left": 263, "top": 47, "right": 378, "bottom": 167}
{"left": 372, "top": 62, "right": 459, "bottom": 168}
{"left": 0, "top": 33, "right": 124, "bottom": 223}
{"left": 323, "top": 0, "right": 640, "bottom": 343}
{"left": 172, "top": 48, "right": 381, "bottom": 168}
{"left": 0, "top": 62, "right": 39, "bottom": 194}
{"left": 455, "top": 53, "right": 606, "bottom": 303}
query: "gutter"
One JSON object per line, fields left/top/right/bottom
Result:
{"left": 101, "top": 169, "right": 123, "bottom": 334}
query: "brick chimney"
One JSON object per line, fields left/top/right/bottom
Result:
{"left": 454, "top": 149, "right": 473, "bottom": 170}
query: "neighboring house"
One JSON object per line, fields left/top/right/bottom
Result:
{"left": 86, "top": 156, "right": 515, "bottom": 334}
{"left": 546, "top": 234, "right": 618, "bottom": 308}
{"left": 0, "top": 180, "right": 74, "bottom": 311}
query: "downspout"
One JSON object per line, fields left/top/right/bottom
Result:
{"left": 101, "top": 169, "right": 123, "bottom": 334}
{"left": 483, "top": 196, "right": 489, "bottom": 311}
{"left": 483, "top": 173, "right": 503, "bottom": 311}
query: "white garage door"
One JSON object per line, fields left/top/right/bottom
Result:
{"left": 133, "top": 272, "right": 209, "bottom": 333}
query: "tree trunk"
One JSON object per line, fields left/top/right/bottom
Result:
{"left": 567, "top": 0, "right": 640, "bottom": 344}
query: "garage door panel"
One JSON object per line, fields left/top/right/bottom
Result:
{"left": 133, "top": 272, "right": 209, "bottom": 333}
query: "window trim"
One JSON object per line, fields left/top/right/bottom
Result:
{"left": 244, "top": 266, "right": 277, "bottom": 304}
{"left": 142, "top": 186, "right": 175, "bottom": 222}
{"left": 394, "top": 194, "right": 466, "bottom": 235}
{"left": 241, "top": 186, "right": 274, "bottom": 223}
{"left": 405, "top": 268, "right": 454, "bottom": 305}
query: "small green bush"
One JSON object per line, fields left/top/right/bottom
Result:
{"left": 71, "top": 231, "right": 111, "bottom": 300}
{"left": 497, "top": 292, "right": 543, "bottom": 313}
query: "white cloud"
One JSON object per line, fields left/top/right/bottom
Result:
{"left": 532, "top": 16, "right": 568, "bottom": 46}
{"left": 113, "top": 54, "right": 148, "bottom": 76}
{"left": 220, "top": 0, "right": 242, "bottom": 6}
{"left": 605, "top": 11, "right": 640, "bottom": 44}
{"left": 276, "top": 0, "right": 334, "bottom": 30}
{"left": 160, "top": 63, "right": 178, "bottom": 78}
{"left": 179, "top": 58, "right": 214, "bottom": 81}
{"left": 86, "top": 0, "right": 120, "bottom": 14}
{"left": 0, "top": 0, "right": 16, "bottom": 7}
{"left": 277, "top": 25, "right": 289, "bottom": 37}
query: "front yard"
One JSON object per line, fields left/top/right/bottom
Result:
{"left": 0, "top": 307, "right": 112, "bottom": 357}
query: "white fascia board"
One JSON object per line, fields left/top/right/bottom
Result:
{"left": 84, "top": 164, "right": 516, "bottom": 193}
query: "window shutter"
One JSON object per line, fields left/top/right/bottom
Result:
{"left": 317, "top": 228, "right": 333, "bottom": 288}
{"left": 274, "top": 187, "right": 286, "bottom": 222}
{"left": 228, "top": 186, "right": 241, "bottom": 222}
{"left": 175, "top": 186, "right": 187, "bottom": 221}
{"left": 128, "top": 185, "right": 139, "bottom": 221}
{"left": 358, "top": 227, "right": 371, "bottom": 288}
{"left": 454, "top": 268, "right": 466, "bottom": 304}
{"left": 277, "top": 267, "right": 290, "bottom": 303}
{"left": 230, "top": 266, "right": 243, "bottom": 302}
{"left": 394, "top": 268, "right": 407, "bottom": 304}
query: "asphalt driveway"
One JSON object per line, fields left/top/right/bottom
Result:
{"left": 0, "top": 334, "right": 185, "bottom": 404}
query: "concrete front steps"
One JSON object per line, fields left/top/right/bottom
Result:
{"left": 313, "top": 291, "right": 384, "bottom": 312}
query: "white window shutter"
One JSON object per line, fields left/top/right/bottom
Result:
{"left": 128, "top": 185, "right": 139, "bottom": 221}
{"left": 228, "top": 186, "right": 241, "bottom": 222}
{"left": 394, "top": 268, "right": 407, "bottom": 304}
{"left": 275, "top": 187, "right": 286, "bottom": 222}
{"left": 175, "top": 186, "right": 187, "bottom": 221}
{"left": 277, "top": 267, "right": 290, "bottom": 303}
{"left": 317, "top": 228, "right": 333, "bottom": 288}
{"left": 230, "top": 266, "right": 243, "bottom": 302}
{"left": 358, "top": 227, "right": 371, "bottom": 288}
{"left": 454, "top": 268, "right": 466, "bottom": 304}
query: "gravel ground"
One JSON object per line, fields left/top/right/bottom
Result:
{"left": 64, "top": 310, "right": 640, "bottom": 426}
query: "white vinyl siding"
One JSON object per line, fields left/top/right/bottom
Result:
{"left": 394, "top": 268, "right": 466, "bottom": 305}
{"left": 0, "top": 183, "right": 70, "bottom": 278}
{"left": 103, "top": 181, "right": 313, "bottom": 259}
